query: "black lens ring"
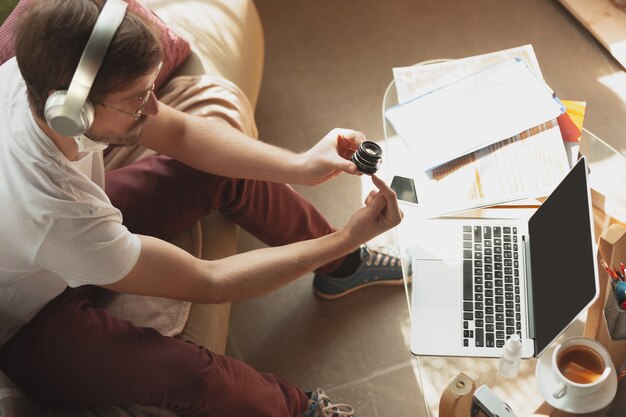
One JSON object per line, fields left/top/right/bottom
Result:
{"left": 351, "top": 141, "right": 382, "bottom": 175}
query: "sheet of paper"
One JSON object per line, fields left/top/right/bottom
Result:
{"left": 393, "top": 44, "right": 542, "bottom": 104}
{"left": 385, "top": 59, "right": 564, "bottom": 171}
{"left": 405, "top": 119, "right": 571, "bottom": 215}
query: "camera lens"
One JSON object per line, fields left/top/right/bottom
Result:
{"left": 351, "top": 141, "right": 382, "bottom": 175}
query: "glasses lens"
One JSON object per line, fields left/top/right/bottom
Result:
{"left": 134, "top": 85, "right": 154, "bottom": 120}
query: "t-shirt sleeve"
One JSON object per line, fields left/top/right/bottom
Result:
{"left": 34, "top": 215, "right": 141, "bottom": 288}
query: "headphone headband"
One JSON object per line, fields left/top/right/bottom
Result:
{"left": 45, "top": 0, "right": 128, "bottom": 137}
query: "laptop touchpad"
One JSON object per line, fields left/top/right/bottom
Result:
{"left": 413, "top": 259, "right": 461, "bottom": 309}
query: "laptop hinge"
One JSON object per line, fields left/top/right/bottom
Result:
{"left": 522, "top": 235, "right": 535, "bottom": 340}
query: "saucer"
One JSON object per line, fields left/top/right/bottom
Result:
{"left": 535, "top": 347, "right": 618, "bottom": 413}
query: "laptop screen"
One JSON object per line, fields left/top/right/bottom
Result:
{"left": 528, "top": 157, "right": 598, "bottom": 355}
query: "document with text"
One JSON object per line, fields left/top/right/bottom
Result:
{"left": 386, "top": 45, "right": 571, "bottom": 214}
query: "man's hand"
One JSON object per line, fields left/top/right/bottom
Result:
{"left": 341, "top": 175, "right": 403, "bottom": 244}
{"left": 297, "top": 128, "right": 366, "bottom": 185}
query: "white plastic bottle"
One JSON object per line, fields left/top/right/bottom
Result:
{"left": 498, "top": 334, "right": 522, "bottom": 378}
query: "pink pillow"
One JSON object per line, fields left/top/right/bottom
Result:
{"left": 0, "top": 0, "right": 190, "bottom": 90}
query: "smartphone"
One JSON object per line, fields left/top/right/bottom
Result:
{"left": 390, "top": 175, "right": 418, "bottom": 206}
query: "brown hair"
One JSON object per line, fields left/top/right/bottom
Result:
{"left": 14, "top": 0, "right": 164, "bottom": 120}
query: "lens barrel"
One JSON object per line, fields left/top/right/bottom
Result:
{"left": 351, "top": 141, "right": 382, "bottom": 175}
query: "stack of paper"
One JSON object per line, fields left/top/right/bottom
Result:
{"left": 385, "top": 45, "right": 572, "bottom": 215}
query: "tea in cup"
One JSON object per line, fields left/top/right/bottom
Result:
{"left": 551, "top": 337, "right": 611, "bottom": 399}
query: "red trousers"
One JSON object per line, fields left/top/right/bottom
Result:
{"left": 0, "top": 155, "right": 345, "bottom": 416}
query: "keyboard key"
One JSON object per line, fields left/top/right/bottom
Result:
{"left": 463, "top": 226, "right": 472, "bottom": 233}
{"left": 474, "top": 226, "right": 482, "bottom": 243}
{"left": 464, "top": 312, "right": 473, "bottom": 320}
{"left": 464, "top": 339, "right": 469, "bottom": 347}
{"left": 486, "top": 333, "right": 495, "bottom": 347}
{"left": 494, "top": 227, "right": 501, "bottom": 237}
{"left": 484, "top": 227, "right": 492, "bottom": 239}
{"left": 464, "top": 250, "right": 472, "bottom": 259}
{"left": 504, "top": 227, "right": 511, "bottom": 234}
{"left": 486, "top": 324, "right": 494, "bottom": 332}
{"left": 463, "top": 260, "right": 473, "bottom": 300}
{"left": 496, "top": 340, "right": 505, "bottom": 348}
{"left": 475, "top": 329, "right": 484, "bottom": 347}
{"left": 463, "top": 321, "right": 468, "bottom": 329}
{"left": 463, "top": 301, "right": 473, "bottom": 311}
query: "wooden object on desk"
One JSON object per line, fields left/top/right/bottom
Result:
{"left": 558, "top": 0, "right": 626, "bottom": 70}
{"left": 589, "top": 224, "right": 626, "bottom": 367}
{"left": 439, "top": 373, "right": 477, "bottom": 417}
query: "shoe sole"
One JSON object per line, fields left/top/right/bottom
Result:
{"left": 314, "top": 277, "right": 406, "bottom": 300}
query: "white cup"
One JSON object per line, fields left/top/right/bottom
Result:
{"left": 551, "top": 337, "right": 611, "bottom": 400}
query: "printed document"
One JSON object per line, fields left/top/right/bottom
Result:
{"left": 385, "top": 58, "right": 565, "bottom": 171}
{"left": 385, "top": 45, "right": 571, "bottom": 214}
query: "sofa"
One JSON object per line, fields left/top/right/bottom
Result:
{"left": 0, "top": 0, "right": 264, "bottom": 415}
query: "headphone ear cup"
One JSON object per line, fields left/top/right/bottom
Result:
{"left": 44, "top": 91, "right": 95, "bottom": 136}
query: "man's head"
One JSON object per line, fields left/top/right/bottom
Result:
{"left": 15, "top": 0, "right": 163, "bottom": 145}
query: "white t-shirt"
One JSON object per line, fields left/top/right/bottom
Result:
{"left": 0, "top": 58, "right": 141, "bottom": 346}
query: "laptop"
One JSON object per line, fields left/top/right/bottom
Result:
{"left": 409, "top": 157, "right": 598, "bottom": 358}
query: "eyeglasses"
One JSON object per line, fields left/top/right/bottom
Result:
{"left": 98, "top": 63, "right": 162, "bottom": 120}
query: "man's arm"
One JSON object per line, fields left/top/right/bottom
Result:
{"left": 103, "top": 176, "right": 402, "bottom": 303}
{"left": 138, "top": 103, "right": 361, "bottom": 185}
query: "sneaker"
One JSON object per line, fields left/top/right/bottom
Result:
{"left": 313, "top": 245, "right": 403, "bottom": 300}
{"left": 301, "top": 388, "right": 355, "bottom": 417}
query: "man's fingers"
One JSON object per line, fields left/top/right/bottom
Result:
{"left": 364, "top": 189, "right": 379, "bottom": 206}
{"left": 371, "top": 175, "right": 402, "bottom": 223}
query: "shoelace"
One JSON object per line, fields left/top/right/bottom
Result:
{"left": 364, "top": 245, "right": 399, "bottom": 267}
{"left": 316, "top": 390, "right": 355, "bottom": 417}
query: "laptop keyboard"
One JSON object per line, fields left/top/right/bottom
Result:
{"left": 462, "top": 225, "right": 523, "bottom": 349}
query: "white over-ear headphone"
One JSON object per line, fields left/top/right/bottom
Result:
{"left": 44, "top": 0, "right": 128, "bottom": 139}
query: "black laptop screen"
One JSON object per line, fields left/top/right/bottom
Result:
{"left": 528, "top": 157, "right": 597, "bottom": 355}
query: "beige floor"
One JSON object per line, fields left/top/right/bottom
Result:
{"left": 227, "top": 1, "right": 626, "bottom": 416}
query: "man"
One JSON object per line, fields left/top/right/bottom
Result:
{"left": 0, "top": 0, "right": 403, "bottom": 416}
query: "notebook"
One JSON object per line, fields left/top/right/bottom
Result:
{"left": 409, "top": 157, "right": 598, "bottom": 358}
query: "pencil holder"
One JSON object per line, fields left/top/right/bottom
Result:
{"left": 604, "top": 289, "right": 626, "bottom": 340}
